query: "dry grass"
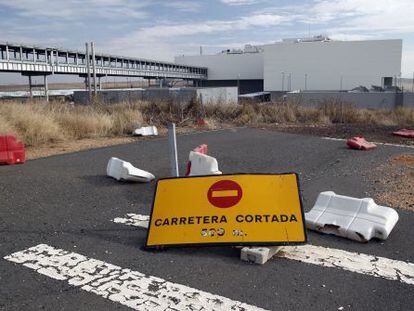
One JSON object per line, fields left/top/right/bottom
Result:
{"left": 0, "top": 103, "right": 64, "bottom": 146}
{"left": 207, "top": 101, "right": 414, "bottom": 127}
{"left": 0, "top": 101, "right": 145, "bottom": 147}
{"left": 0, "top": 99, "right": 413, "bottom": 148}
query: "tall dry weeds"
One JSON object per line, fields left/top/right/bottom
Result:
{"left": 0, "top": 102, "right": 64, "bottom": 146}
{"left": 0, "top": 99, "right": 413, "bottom": 148}
{"left": 0, "top": 101, "right": 144, "bottom": 146}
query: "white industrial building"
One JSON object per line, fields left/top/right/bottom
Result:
{"left": 175, "top": 37, "right": 402, "bottom": 94}
{"left": 175, "top": 45, "right": 264, "bottom": 94}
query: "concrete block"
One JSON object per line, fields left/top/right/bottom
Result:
{"left": 106, "top": 157, "right": 155, "bottom": 182}
{"left": 240, "top": 246, "right": 282, "bottom": 264}
{"left": 188, "top": 151, "right": 222, "bottom": 176}
{"left": 132, "top": 126, "right": 158, "bottom": 136}
{"left": 305, "top": 191, "right": 399, "bottom": 242}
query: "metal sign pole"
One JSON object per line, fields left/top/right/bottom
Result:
{"left": 168, "top": 123, "right": 179, "bottom": 177}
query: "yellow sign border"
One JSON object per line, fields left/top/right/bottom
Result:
{"left": 145, "top": 173, "right": 307, "bottom": 248}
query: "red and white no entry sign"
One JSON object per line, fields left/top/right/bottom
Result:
{"left": 207, "top": 180, "right": 243, "bottom": 208}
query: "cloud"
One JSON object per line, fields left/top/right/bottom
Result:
{"left": 113, "top": 13, "right": 290, "bottom": 40}
{"left": 105, "top": 12, "right": 291, "bottom": 60}
{"left": 0, "top": 0, "right": 149, "bottom": 20}
{"left": 251, "top": 0, "right": 414, "bottom": 34}
{"left": 310, "top": 0, "right": 414, "bottom": 34}
{"left": 162, "top": 1, "right": 202, "bottom": 12}
{"left": 220, "top": 0, "right": 261, "bottom": 5}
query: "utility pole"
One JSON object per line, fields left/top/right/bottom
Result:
{"left": 44, "top": 75, "right": 49, "bottom": 102}
{"left": 28, "top": 76, "right": 33, "bottom": 98}
{"left": 304, "top": 73, "right": 308, "bottom": 91}
{"left": 288, "top": 73, "right": 292, "bottom": 91}
{"left": 91, "top": 41, "right": 97, "bottom": 97}
{"left": 85, "top": 43, "right": 92, "bottom": 103}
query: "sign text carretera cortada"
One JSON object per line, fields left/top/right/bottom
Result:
{"left": 145, "top": 174, "right": 307, "bottom": 247}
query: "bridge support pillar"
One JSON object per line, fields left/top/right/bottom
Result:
{"left": 22, "top": 72, "right": 50, "bottom": 102}
{"left": 28, "top": 76, "right": 33, "bottom": 98}
{"left": 44, "top": 75, "right": 49, "bottom": 102}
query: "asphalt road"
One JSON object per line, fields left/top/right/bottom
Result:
{"left": 1, "top": 128, "right": 413, "bottom": 310}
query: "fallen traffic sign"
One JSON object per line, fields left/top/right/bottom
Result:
{"left": 145, "top": 173, "right": 307, "bottom": 248}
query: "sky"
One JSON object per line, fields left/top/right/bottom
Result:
{"left": 0, "top": 0, "right": 414, "bottom": 84}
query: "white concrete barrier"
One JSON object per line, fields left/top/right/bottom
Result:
{"left": 187, "top": 151, "right": 222, "bottom": 176}
{"left": 132, "top": 126, "right": 158, "bottom": 136}
{"left": 305, "top": 191, "right": 399, "bottom": 242}
{"left": 106, "top": 157, "right": 155, "bottom": 182}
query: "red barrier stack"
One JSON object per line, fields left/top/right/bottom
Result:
{"left": 346, "top": 136, "right": 377, "bottom": 151}
{"left": 193, "top": 144, "right": 208, "bottom": 155}
{"left": 0, "top": 136, "right": 25, "bottom": 165}
{"left": 186, "top": 144, "right": 208, "bottom": 176}
{"left": 393, "top": 129, "right": 414, "bottom": 138}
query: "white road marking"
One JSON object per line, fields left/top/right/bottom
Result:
{"left": 4, "top": 244, "right": 267, "bottom": 311}
{"left": 113, "top": 213, "right": 414, "bottom": 285}
{"left": 322, "top": 136, "right": 414, "bottom": 149}
{"left": 113, "top": 213, "right": 149, "bottom": 228}
{"left": 277, "top": 245, "right": 414, "bottom": 285}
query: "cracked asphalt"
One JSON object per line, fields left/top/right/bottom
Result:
{"left": 1, "top": 128, "right": 413, "bottom": 310}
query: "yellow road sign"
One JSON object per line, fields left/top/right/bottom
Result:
{"left": 145, "top": 173, "right": 307, "bottom": 248}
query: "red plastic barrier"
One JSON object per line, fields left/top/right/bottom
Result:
{"left": 0, "top": 136, "right": 25, "bottom": 165}
{"left": 186, "top": 144, "right": 208, "bottom": 176}
{"left": 193, "top": 144, "right": 208, "bottom": 155}
{"left": 346, "top": 136, "right": 377, "bottom": 151}
{"left": 393, "top": 129, "right": 414, "bottom": 138}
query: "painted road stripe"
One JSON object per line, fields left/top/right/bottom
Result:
{"left": 322, "top": 136, "right": 414, "bottom": 149}
{"left": 113, "top": 213, "right": 149, "bottom": 228}
{"left": 113, "top": 213, "right": 414, "bottom": 285}
{"left": 4, "top": 244, "right": 267, "bottom": 311}
{"left": 278, "top": 245, "right": 414, "bottom": 285}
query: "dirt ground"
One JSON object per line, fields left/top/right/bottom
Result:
{"left": 373, "top": 153, "right": 414, "bottom": 211}
{"left": 26, "top": 136, "right": 141, "bottom": 159}
{"left": 263, "top": 124, "right": 413, "bottom": 210}
{"left": 24, "top": 127, "right": 206, "bottom": 160}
